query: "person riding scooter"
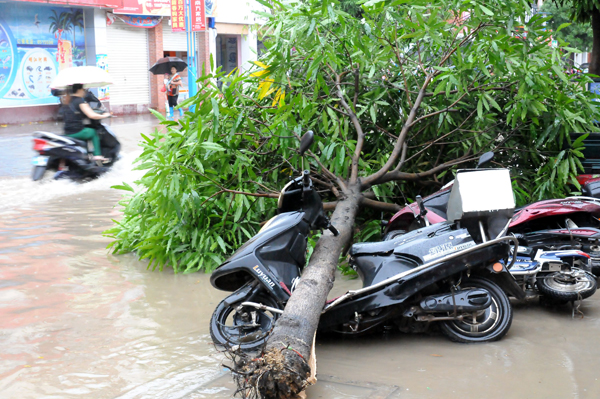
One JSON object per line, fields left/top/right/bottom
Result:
{"left": 63, "top": 83, "right": 111, "bottom": 162}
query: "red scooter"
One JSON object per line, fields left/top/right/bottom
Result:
{"left": 384, "top": 153, "right": 600, "bottom": 275}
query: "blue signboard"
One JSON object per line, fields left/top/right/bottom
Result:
{"left": 0, "top": 3, "right": 86, "bottom": 107}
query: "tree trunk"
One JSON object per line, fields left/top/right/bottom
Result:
{"left": 236, "top": 186, "right": 362, "bottom": 398}
{"left": 590, "top": 9, "right": 600, "bottom": 76}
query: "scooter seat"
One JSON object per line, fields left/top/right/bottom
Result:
{"left": 33, "top": 131, "right": 88, "bottom": 149}
{"left": 69, "top": 138, "right": 88, "bottom": 148}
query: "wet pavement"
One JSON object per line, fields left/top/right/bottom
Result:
{"left": 1, "top": 116, "right": 600, "bottom": 398}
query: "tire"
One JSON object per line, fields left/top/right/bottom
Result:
{"left": 210, "top": 290, "right": 281, "bottom": 352}
{"left": 383, "top": 230, "right": 406, "bottom": 241}
{"left": 439, "top": 277, "right": 512, "bottom": 343}
{"left": 537, "top": 270, "right": 597, "bottom": 302}
{"left": 32, "top": 166, "right": 46, "bottom": 181}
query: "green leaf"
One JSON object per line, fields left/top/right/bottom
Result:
{"left": 111, "top": 183, "right": 134, "bottom": 192}
{"left": 479, "top": 5, "right": 494, "bottom": 16}
{"left": 200, "top": 142, "right": 226, "bottom": 151}
{"left": 149, "top": 108, "right": 167, "bottom": 122}
{"left": 555, "top": 22, "right": 571, "bottom": 34}
{"left": 369, "top": 105, "right": 377, "bottom": 124}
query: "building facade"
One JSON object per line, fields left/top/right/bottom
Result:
{"left": 0, "top": 0, "right": 261, "bottom": 124}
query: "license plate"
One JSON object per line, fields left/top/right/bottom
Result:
{"left": 31, "top": 156, "right": 49, "bottom": 166}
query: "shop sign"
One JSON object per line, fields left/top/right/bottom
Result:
{"left": 113, "top": 0, "right": 172, "bottom": 16}
{"left": 0, "top": 3, "right": 86, "bottom": 107}
{"left": 191, "top": 0, "right": 206, "bottom": 32}
{"left": 18, "top": 0, "right": 123, "bottom": 9}
{"left": 171, "top": 0, "right": 186, "bottom": 32}
{"left": 116, "top": 14, "right": 163, "bottom": 28}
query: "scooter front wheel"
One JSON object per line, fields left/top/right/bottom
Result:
{"left": 210, "top": 289, "right": 281, "bottom": 352}
{"left": 439, "top": 277, "right": 512, "bottom": 343}
{"left": 537, "top": 270, "right": 597, "bottom": 302}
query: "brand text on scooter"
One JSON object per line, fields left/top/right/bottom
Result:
{"left": 253, "top": 265, "right": 276, "bottom": 288}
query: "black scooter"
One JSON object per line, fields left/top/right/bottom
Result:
{"left": 31, "top": 90, "right": 120, "bottom": 182}
{"left": 209, "top": 132, "right": 525, "bottom": 351}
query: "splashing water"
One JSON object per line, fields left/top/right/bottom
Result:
{"left": 0, "top": 150, "right": 144, "bottom": 215}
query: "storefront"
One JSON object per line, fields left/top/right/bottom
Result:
{"left": 106, "top": 18, "right": 151, "bottom": 112}
{"left": 0, "top": 0, "right": 263, "bottom": 123}
{"left": 0, "top": 2, "right": 88, "bottom": 109}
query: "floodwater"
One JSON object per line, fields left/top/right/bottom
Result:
{"left": 1, "top": 116, "right": 600, "bottom": 398}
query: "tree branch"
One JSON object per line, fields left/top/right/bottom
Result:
{"left": 177, "top": 163, "right": 280, "bottom": 199}
{"left": 361, "top": 73, "right": 434, "bottom": 189}
{"left": 374, "top": 155, "right": 478, "bottom": 185}
{"left": 361, "top": 198, "right": 402, "bottom": 213}
{"left": 353, "top": 66, "right": 360, "bottom": 109}
{"left": 327, "top": 64, "right": 365, "bottom": 185}
{"left": 409, "top": 92, "right": 469, "bottom": 127}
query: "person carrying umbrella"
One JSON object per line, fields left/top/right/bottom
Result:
{"left": 166, "top": 66, "right": 183, "bottom": 118}
{"left": 149, "top": 57, "right": 188, "bottom": 119}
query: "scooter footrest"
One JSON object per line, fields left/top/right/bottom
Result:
{"left": 420, "top": 289, "right": 491, "bottom": 312}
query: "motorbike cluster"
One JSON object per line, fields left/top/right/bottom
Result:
{"left": 209, "top": 131, "right": 600, "bottom": 351}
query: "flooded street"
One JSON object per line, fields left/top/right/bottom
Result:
{"left": 1, "top": 117, "right": 600, "bottom": 398}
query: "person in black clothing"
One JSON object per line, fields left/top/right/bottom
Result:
{"left": 63, "top": 83, "right": 111, "bottom": 161}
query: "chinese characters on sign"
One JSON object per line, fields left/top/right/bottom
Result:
{"left": 114, "top": 0, "right": 171, "bottom": 16}
{"left": 171, "top": 0, "right": 185, "bottom": 32}
{"left": 191, "top": 0, "right": 205, "bottom": 31}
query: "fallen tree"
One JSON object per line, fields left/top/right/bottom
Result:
{"left": 106, "top": 0, "right": 599, "bottom": 396}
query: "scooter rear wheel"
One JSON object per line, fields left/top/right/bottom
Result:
{"left": 210, "top": 289, "right": 281, "bottom": 352}
{"left": 439, "top": 277, "right": 512, "bottom": 343}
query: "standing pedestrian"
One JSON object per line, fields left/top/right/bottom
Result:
{"left": 166, "top": 66, "right": 184, "bottom": 118}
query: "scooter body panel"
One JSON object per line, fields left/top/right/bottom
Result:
{"left": 386, "top": 189, "right": 600, "bottom": 239}
{"left": 352, "top": 223, "right": 476, "bottom": 286}
{"left": 320, "top": 241, "right": 510, "bottom": 330}
{"left": 511, "top": 198, "right": 600, "bottom": 227}
{"left": 210, "top": 211, "right": 309, "bottom": 302}
{"left": 31, "top": 128, "right": 120, "bottom": 181}
{"left": 525, "top": 227, "right": 600, "bottom": 240}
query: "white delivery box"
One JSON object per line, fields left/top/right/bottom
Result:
{"left": 446, "top": 169, "right": 515, "bottom": 222}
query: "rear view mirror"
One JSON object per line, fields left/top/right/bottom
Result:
{"left": 477, "top": 152, "right": 494, "bottom": 169}
{"left": 299, "top": 131, "right": 314, "bottom": 156}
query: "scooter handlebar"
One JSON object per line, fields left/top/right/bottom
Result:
{"left": 328, "top": 225, "right": 339, "bottom": 236}
{"left": 302, "top": 170, "right": 311, "bottom": 186}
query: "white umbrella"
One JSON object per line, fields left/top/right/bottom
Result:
{"left": 50, "top": 66, "right": 114, "bottom": 89}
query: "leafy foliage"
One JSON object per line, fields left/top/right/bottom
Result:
{"left": 105, "top": 0, "right": 600, "bottom": 273}
{"left": 555, "top": 0, "right": 600, "bottom": 23}
{"left": 541, "top": 1, "right": 593, "bottom": 52}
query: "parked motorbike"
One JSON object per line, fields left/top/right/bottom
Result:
{"left": 509, "top": 248, "right": 597, "bottom": 303}
{"left": 384, "top": 153, "right": 600, "bottom": 276}
{"left": 209, "top": 132, "right": 525, "bottom": 352}
{"left": 31, "top": 90, "right": 120, "bottom": 182}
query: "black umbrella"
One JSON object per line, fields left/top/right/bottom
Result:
{"left": 149, "top": 57, "right": 188, "bottom": 75}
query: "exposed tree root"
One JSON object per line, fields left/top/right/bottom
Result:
{"left": 221, "top": 344, "right": 312, "bottom": 399}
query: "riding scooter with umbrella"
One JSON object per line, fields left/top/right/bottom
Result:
{"left": 149, "top": 57, "right": 188, "bottom": 118}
